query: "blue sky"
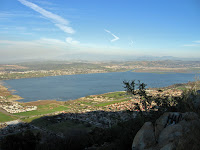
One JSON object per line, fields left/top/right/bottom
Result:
{"left": 0, "top": 0, "right": 200, "bottom": 62}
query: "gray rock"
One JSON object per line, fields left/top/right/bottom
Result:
{"left": 158, "top": 124, "right": 182, "bottom": 145}
{"left": 132, "top": 112, "right": 200, "bottom": 150}
{"left": 132, "top": 122, "right": 156, "bottom": 150}
{"left": 155, "top": 112, "right": 181, "bottom": 141}
{"left": 182, "top": 112, "right": 199, "bottom": 121}
{"left": 193, "top": 94, "right": 200, "bottom": 109}
{"left": 160, "top": 142, "right": 176, "bottom": 150}
{"left": 154, "top": 112, "right": 170, "bottom": 141}
{"left": 196, "top": 90, "right": 200, "bottom": 95}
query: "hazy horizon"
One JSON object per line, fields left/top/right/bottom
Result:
{"left": 0, "top": 0, "right": 200, "bottom": 62}
{"left": 1, "top": 54, "right": 200, "bottom": 64}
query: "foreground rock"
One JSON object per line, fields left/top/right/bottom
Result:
{"left": 132, "top": 112, "right": 200, "bottom": 150}
{"left": 132, "top": 122, "right": 156, "bottom": 150}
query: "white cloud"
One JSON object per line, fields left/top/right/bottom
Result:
{"left": 34, "top": 0, "right": 54, "bottom": 6}
{"left": 39, "top": 38, "right": 66, "bottom": 44}
{"left": 66, "top": 37, "right": 79, "bottom": 45}
{"left": 183, "top": 40, "right": 200, "bottom": 47}
{"left": 194, "top": 40, "right": 200, "bottom": 43}
{"left": 18, "top": 0, "right": 75, "bottom": 34}
{"left": 104, "top": 29, "right": 119, "bottom": 42}
{"left": 55, "top": 24, "right": 75, "bottom": 34}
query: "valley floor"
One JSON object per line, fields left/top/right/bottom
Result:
{"left": 0, "top": 81, "right": 197, "bottom": 125}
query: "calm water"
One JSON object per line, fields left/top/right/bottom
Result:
{"left": 3, "top": 72, "right": 198, "bottom": 102}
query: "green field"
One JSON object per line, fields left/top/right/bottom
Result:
{"left": 16, "top": 92, "right": 131, "bottom": 123}
{"left": 0, "top": 91, "right": 130, "bottom": 123}
{"left": 0, "top": 112, "right": 18, "bottom": 123}
{"left": 101, "top": 91, "right": 128, "bottom": 99}
{"left": 15, "top": 104, "right": 69, "bottom": 117}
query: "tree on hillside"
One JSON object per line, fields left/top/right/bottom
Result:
{"left": 123, "top": 80, "right": 200, "bottom": 114}
{"left": 123, "top": 80, "right": 152, "bottom": 112}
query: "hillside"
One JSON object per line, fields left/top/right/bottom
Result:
{"left": 0, "top": 81, "right": 200, "bottom": 150}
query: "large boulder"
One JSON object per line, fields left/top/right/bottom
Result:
{"left": 182, "top": 112, "right": 199, "bottom": 121}
{"left": 154, "top": 112, "right": 169, "bottom": 141}
{"left": 132, "top": 122, "right": 156, "bottom": 150}
{"left": 189, "top": 91, "right": 200, "bottom": 109}
{"left": 160, "top": 142, "right": 176, "bottom": 150}
{"left": 176, "top": 119, "right": 200, "bottom": 150}
{"left": 132, "top": 112, "right": 200, "bottom": 150}
{"left": 158, "top": 123, "right": 183, "bottom": 145}
{"left": 194, "top": 95, "right": 200, "bottom": 109}
{"left": 155, "top": 112, "right": 182, "bottom": 141}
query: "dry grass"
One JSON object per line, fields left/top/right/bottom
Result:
{"left": 0, "top": 84, "right": 23, "bottom": 101}
{"left": 0, "top": 85, "right": 11, "bottom": 97}
{"left": 23, "top": 100, "right": 63, "bottom": 106}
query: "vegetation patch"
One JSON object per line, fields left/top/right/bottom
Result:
{"left": 0, "top": 112, "right": 18, "bottom": 123}
{"left": 101, "top": 91, "right": 127, "bottom": 99}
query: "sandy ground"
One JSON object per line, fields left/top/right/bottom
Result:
{"left": 0, "top": 83, "right": 23, "bottom": 101}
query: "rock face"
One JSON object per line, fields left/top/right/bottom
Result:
{"left": 158, "top": 123, "right": 183, "bottom": 146}
{"left": 132, "top": 122, "right": 156, "bottom": 150}
{"left": 132, "top": 112, "right": 200, "bottom": 150}
{"left": 193, "top": 94, "right": 200, "bottom": 109}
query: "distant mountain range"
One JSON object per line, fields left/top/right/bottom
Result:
{"left": 54, "top": 53, "right": 200, "bottom": 62}
{"left": 1, "top": 54, "right": 200, "bottom": 64}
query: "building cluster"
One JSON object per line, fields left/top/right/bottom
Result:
{"left": 0, "top": 68, "right": 108, "bottom": 80}
{"left": 104, "top": 100, "right": 136, "bottom": 112}
{"left": 0, "top": 100, "right": 37, "bottom": 113}
{"left": 147, "top": 89, "right": 182, "bottom": 97}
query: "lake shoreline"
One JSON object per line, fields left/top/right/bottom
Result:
{"left": 2, "top": 71, "right": 199, "bottom": 103}
{"left": 1, "top": 80, "right": 199, "bottom": 123}
{"left": 0, "top": 79, "right": 196, "bottom": 105}
{"left": 1, "top": 68, "right": 198, "bottom": 81}
{"left": 0, "top": 84, "right": 23, "bottom": 102}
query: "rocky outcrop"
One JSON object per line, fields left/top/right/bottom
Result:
{"left": 193, "top": 92, "right": 200, "bottom": 109}
{"left": 132, "top": 122, "right": 156, "bottom": 150}
{"left": 132, "top": 112, "right": 200, "bottom": 150}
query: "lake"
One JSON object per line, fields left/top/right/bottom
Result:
{"left": 3, "top": 72, "right": 199, "bottom": 102}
